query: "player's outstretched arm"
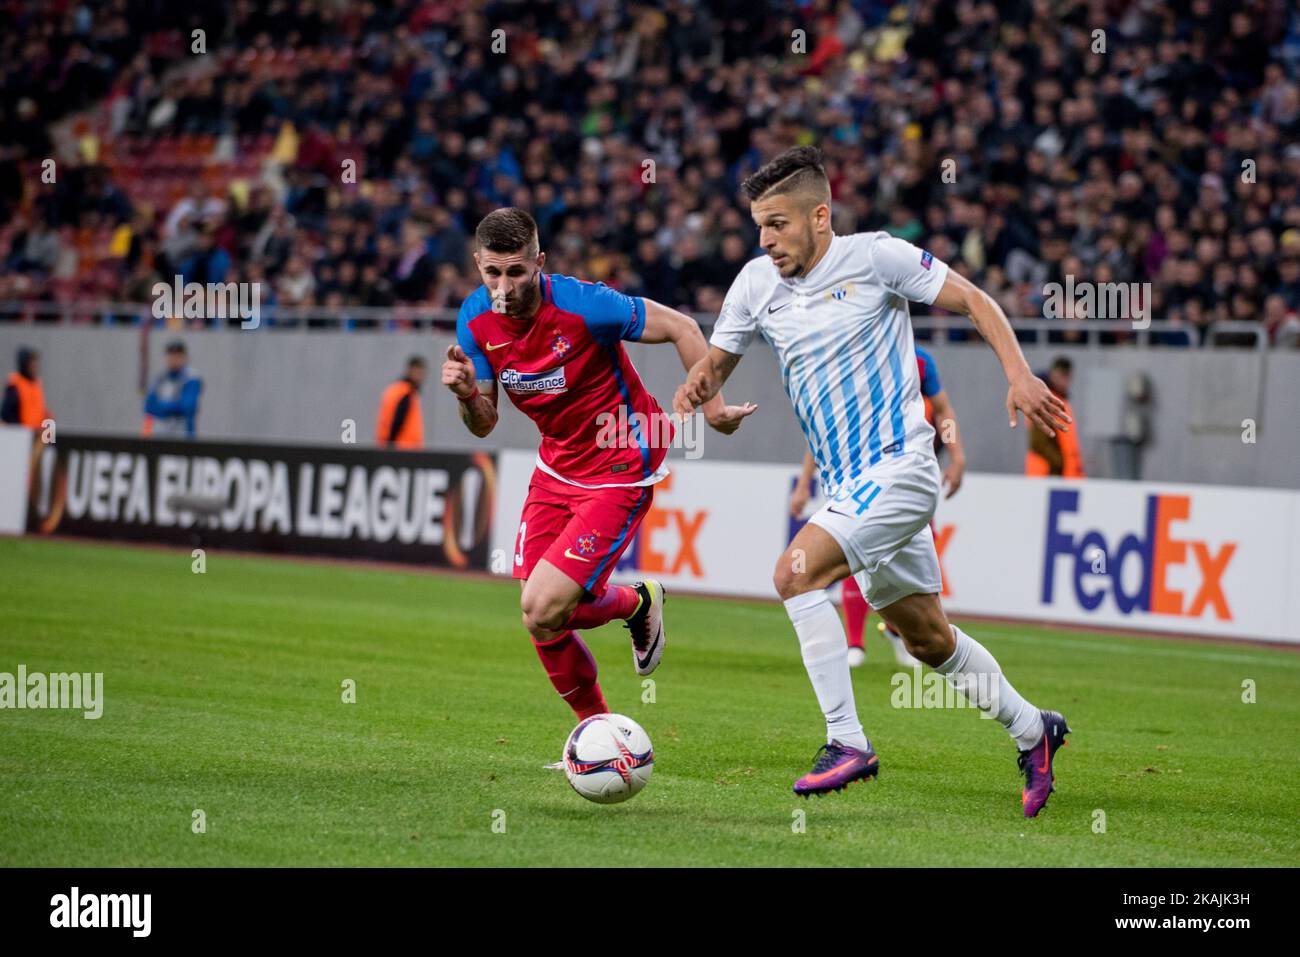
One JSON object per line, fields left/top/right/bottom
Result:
{"left": 673, "top": 346, "right": 744, "bottom": 421}
{"left": 641, "top": 299, "right": 756, "bottom": 434}
{"left": 931, "top": 271, "right": 1071, "bottom": 438}
{"left": 442, "top": 344, "right": 498, "bottom": 437}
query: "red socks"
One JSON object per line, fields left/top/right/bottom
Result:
{"left": 532, "top": 630, "right": 607, "bottom": 720}
{"left": 534, "top": 588, "right": 640, "bottom": 720}
{"left": 842, "top": 576, "right": 869, "bottom": 648}
{"left": 563, "top": 584, "right": 641, "bottom": 630}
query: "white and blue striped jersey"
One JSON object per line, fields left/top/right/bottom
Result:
{"left": 711, "top": 232, "right": 949, "bottom": 497}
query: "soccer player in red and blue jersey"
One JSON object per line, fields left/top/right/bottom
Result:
{"left": 442, "top": 208, "right": 756, "bottom": 742}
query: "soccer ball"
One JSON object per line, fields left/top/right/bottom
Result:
{"left": 563, "top": 713, "right": 654, "bottom": 804}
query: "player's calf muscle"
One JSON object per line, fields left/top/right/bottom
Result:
{"left": 879, "top": 593, "right": 954, "bottom": 663}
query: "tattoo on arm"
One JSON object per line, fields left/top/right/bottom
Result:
{"left": 459, "top": 379, "right": 499, "bottom": 436}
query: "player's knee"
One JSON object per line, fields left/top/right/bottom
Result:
{"left": 520, "top": 593, "right": 567, "bottom": 635}
{"left": 772, "top": 558, "right": 810, "bottom": 601}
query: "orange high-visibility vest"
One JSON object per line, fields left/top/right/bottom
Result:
{"left": 375, "top": 379, "right": 424, "bottom": 449}
{"left": 1024, "top": 449, "right": 1051, "bottom": 476}
{"left": 1025, "top": 397, "right": 1084, "bottom": 477}
{"left": 6, "top": 372, "right": 51, "bottom": 429}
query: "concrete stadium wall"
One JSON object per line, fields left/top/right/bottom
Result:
{"left": 1, "top": 324, "right": 1296, "bottom": 489}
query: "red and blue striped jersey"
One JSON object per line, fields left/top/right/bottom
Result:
{"left": 457, "top": 273, "right": 670, "bottom": 486}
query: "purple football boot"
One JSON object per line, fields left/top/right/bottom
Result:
{"left": 1018, "top": 710, "right": 1071, "bottom": 817}
{"left": 793, "top": 740, "right": 879, "bottom": 797}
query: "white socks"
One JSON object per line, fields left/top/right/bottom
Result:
{"left": 785, "top": 594, "right": 1042, "bottom": 753}
{"left": 783, "top": 590, "right": 870, "bottom": 751}
{"left": 935, "top": 625, "right": 1044, "bottom": 750}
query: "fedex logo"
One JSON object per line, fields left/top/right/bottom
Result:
{"left": 1042, "top": 489, "right": 1235, "bottom": 620}
{"left": 616, "top": 473, "right": 706, "bottom": 578}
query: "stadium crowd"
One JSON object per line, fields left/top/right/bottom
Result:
{"left": 2, "top": 0, "right": 1300, "bottom": 345}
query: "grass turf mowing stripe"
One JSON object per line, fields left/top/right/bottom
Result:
{"left": 1, "top": 537, "right": 1297, "bottom": 867}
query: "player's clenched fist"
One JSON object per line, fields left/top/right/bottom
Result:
{"left": 442, "top": 344, "right": 477, "bottom": 399}
{"left": 673, "top": 368, "right": 712, "bottom": 417}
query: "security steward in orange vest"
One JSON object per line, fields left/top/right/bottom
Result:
{"left": 376, "top": 356, "right": 427, "bottom": 449}
{"left": 1, "top": 347, "right": 53, "bottom": 431}
{"left": 1026, "top": 355, "right": 1085, "bottom": 477}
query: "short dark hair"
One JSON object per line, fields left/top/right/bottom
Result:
{"left": 165, "top": 339, "right": 186, "bottom": 355}
{"left": 475, "top": 207, "right": 539, "bottom": 254}
{"left": 1050, "top": 356, "right": 1073, "bottom": 374}
{"left": 407, "top": 355, "right": 427, "bottom": 369}
{"left": 741, "top": 147, "right": 831, "bottom": 205}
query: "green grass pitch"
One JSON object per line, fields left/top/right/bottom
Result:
{"left": 1, "top": 536, "right": 1297, "bottom": 867}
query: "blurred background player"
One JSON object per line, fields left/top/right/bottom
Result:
{"left": 1024, "top": 356, "right": 1085, "bottom": 478}
{"left": 375, "top": 355, "right": 427, "bottom": 450}
{"left": 142, "top": 340, "right": 202, "bottom": 439}
{"left": 677, "top": 147, "right": 1071, "bottom": 815}
{"left": 1, "top": 346, "right": 52, "bottom": 433}
{"left": 442, "top": 207, "right": 754, "bottom": 753}
{"left": 789, "top": 344, "right": 965, "bottom": 669}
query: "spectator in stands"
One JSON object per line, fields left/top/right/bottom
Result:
{"left": 392, "top": 220, "right": 437, "bottom": 303}
{"left": 1, "top": 347, "right": 53, "bottom": 432}
{"left": 1025, "top": 356, "right": 1085, "bottom": 478}
{"left": 275, "top": 254, "right": 316, "bottom": 307}
{"left": 427, "top": 206, "right": 468, "bottom": 270}
{"left": 178, "top": 225, "right": 231, "bottom": 286}
{"left": 1, "top": 0, "right": 1299, "bottom": 356}
{"left": 5, "top": 213, "right": 60, "bottom": 277}
{"left": 142, "top": 340, "right": 202, "bottom": 438}
{"left": 163, "top": 183, "right": 224, "bottom": 240}
{"left": 375, "top": 356, "right": 426, "bottom": 450}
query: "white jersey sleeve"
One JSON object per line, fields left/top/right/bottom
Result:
{"left": 868, "top": 235, "right": 950, "bottom": 305}
{"left": 710, "top": 264, "right": 759, "bottom": 355}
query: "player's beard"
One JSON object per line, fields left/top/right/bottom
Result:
{"left": 787, "top": 224, "right": 816, "bottom": 277}
{"left": 773, "top": 224, "right": 815, "bottom": 278}
{"left": 494, "top": 274, "right": 542, "bottom": 318}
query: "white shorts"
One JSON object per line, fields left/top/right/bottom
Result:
{"left": 807, "top": 452, "right": 943, "bottom": 610}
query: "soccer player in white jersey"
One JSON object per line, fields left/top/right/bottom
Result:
{"left": 675, "top": 147, "right": 1071, "bottom": 817}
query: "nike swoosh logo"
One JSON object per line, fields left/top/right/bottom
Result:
{"left": 826, "top": 506, "right": 855, "bottom": 518}
{"left": 1037, "top": 737, "right": 1050, "bottom": 773}
{"left": 563, "top": 549, "right": 590, "bottom": 562}
{"left": 636, "top": 631, "right": 661, "bottom": 668}
{"left": 802, "top": 753, "right": 877, "bottom": 786}
{"left": 485, "top": 340, "right": 513, "bottom": 351}
{"left": 768, "top": 302, "right": 790, "bottom": 313}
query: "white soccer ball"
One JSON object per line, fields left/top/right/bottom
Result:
{"left": 563, "top": 713, "right": 654, "bottom": 804}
